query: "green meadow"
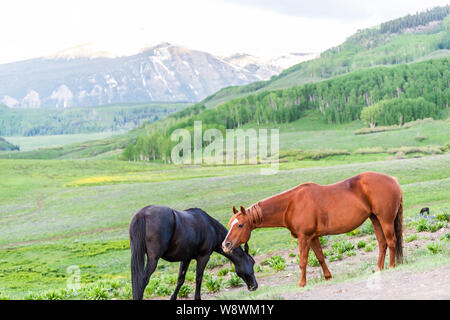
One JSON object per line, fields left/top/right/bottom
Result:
{"left": 0, "top": 115, "right": 449, "bottom": 299}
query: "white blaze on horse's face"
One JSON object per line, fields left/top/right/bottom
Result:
{"left": 223, "top": 218, "right": 239, "bottom": 253}
{"left": 226, "top": 218, "right": 239, "bottom": 238}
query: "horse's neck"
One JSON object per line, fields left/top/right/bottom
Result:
{"left": 255, "top": 195, "right": 290, "bottom": 228}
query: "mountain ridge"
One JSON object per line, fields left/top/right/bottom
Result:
{"left": 0, "top": 43, "right": 311, "bottom": 109}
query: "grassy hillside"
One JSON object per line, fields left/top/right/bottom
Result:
{"left": 200, "top": 6, "right": 450, "bottom": 109}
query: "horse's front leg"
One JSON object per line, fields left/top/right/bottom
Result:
{"left": 194, "top": 255, "right": 210, "bottom": 300}
{"left": 310, "top": 237, "right": 332, "bottom": 280}
{"left": 170, "top": 259, "right": 191, "bottom": 300}
{"left": 298, "top": 236, "right": 312, "bottom": 287}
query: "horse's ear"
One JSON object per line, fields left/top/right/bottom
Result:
{"left": 244, "top": 242, "right": 249, "bottom": 254}
{"left": 232, "top": 206, "right": 238, "bottom": 215}
{"left": 240, "top": 206, "right": 246, "bottom": 215}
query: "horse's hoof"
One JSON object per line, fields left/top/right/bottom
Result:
{"left": 299, "top": 282, "right": 306, "bottom": 287}
{"left": 325, "top": 275, "right": 332, "bottom": 281}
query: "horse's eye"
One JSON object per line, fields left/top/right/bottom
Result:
{"left": 238, "top": 224, "right": 244, "bottom": 228}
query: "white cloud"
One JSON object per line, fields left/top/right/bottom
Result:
{"left": 0, "top": 0, "right": 447, "bottom": 64}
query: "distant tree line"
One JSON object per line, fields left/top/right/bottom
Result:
{"left": 379, "top": 5, "right": 450, "bottom": 34}
{"left": 122, "top": 58, "right": 449, "bottom": 162}
{"left": 0, "top": 103, "right": 185, "bottom": 136}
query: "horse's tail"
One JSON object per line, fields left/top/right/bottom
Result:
{"left": 394, "top": 195, "right": 404, "bottom": 264}
{"left": 130, "top": 213, "right": 147, "bottom": 300}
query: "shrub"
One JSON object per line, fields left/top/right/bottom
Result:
{"left": 435, "top": 212, "right": 450, "bottom": 222}
{"left": 328, "top": 253, "right": 343, "bottom": 262}
{"left": 84, "top": 283, "right": 110, "bottom": 300}
{"left": 345, "top": 250, "right": 356, "bottom": 257}
{"left": 406, "top": 234, "right": 418, "bottom": 243}
{"left": 331, "top": 240, "right": 355, "bottom": 254}
{"left": 353, "top": 147, "right": 384, "bottom": 154}
{"left": 226, "top": 273, "right": 244, "bottom": 288}
{"left": 296, "top": 149, "right": 350, "bottom": 160}
{"left": 427, "top": 241, "right": 442, "bottom": 254}
{"left": 357, "top": 240, "right": 367, "bottom": 249}
{"left": 440, "top": 233, "right": 450, "bottom": 241}
{"left": 205, "top": 276, "right": 222, "bottom": 293}
{"left": 217, "top": 267, "right": 230, "bottom": 277}
{"left": 24, "top": 291, "right": 45, "bottom": 300}
{"left": 428, "top": 221, "right": 447, "bottom": 232}
{"left": 154, "top": 284, "right": 172, "bottom": 296}
{"left": 414, "top": 135, "right": 427, "bottom": 142}
{"left": 268, "top": 255, "right": 286, "bottom": 271}
{"left": 387, "top": 146, "right": 442, "bottom": 155}
{"left": 407, "top": 212, "right": 448, "bottom": 232}
{"left": 364, "top": 243, "right": 376, "bottom": 252}
{"left": 178, "top": 284, "right": 193, "bottom": 298}
{"left": 441, "top": 140, "right": 450, "bottom": 152}
{"left": 25, "top": 288, "right": 74, "bottom": 300}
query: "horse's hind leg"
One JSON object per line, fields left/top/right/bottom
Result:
{"left": 369, "top": 214, "right": 387, "bottom": 271}
{"left": 194, "top": 255, "right": 210, "bottom": 300}
{"left": 310, "top": 237, "right": 332, "bottom": 280}
{"left": 378, "top": 220, "right": 397, "bottom": 268}
{"left": 170, "top": 260, "right": 191, "bottom": 300}
{"left": 142, "top": 255, "right": 159, "bottom": 290}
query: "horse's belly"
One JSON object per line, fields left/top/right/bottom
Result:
{"left": 162, "top": 242, "right": 197, "bottom": 262}
{"left": 322, "top": 211, "right": 369, "bottom": 235}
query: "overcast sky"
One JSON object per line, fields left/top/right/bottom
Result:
{"left": 0, "top": 0, "right": 448, "bottom": 64}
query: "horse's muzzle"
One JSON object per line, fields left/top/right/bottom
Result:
{"left": 222, "top": 240, "right": 234, "bottom": 253}
{"left": 248, "top": 283, "right": 258, "bottom": 291}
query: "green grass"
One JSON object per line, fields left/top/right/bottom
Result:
{"left": 0, "top": 151, "right": 448, "bottom": 298}
{"left": 0, "top": 104, "right": 449, "bottom": 299}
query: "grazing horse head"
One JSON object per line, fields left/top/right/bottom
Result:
{"left": 222, "top": 205, "right": 260, "bottom": 254}
{"left": 228, "top": 242, "right": 258, "bottom": 291}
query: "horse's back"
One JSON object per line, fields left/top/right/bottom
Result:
{"left": 357, "top": 172, "right": 402, "bottom": 215}
{"left": 163, "top": 208, "right": 221, "bottom": 261}
{"left": 288, "top": 172, "right": 402, "bottom": 235}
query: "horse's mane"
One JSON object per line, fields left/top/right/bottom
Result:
{"left": 247, "top": 202, "right": 263, "bottom": 226}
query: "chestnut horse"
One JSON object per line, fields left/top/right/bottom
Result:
{"left": 222, "top": 171, "right": 403, "bottom": 287}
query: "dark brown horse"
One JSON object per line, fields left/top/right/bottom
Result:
{"left": 130, "top": 205, "right": 257, "bottom": 300}
{"left": 222, "top": 172, "right": 403, "bottom": 287}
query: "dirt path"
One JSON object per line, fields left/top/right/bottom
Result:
{"left": 282, "top": 266, "right": 450, "bottom": 300}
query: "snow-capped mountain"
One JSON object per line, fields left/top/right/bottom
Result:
{"left": 267, "top": 52, "right": 319, "bottom": 70}
{"left": 222, "top": 53, "right": 282, "bottom": 80}
{"left": 0, "top": 43, "right": 313, "bottom": 108}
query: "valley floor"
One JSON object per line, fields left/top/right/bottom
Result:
{"left": 0, "top": 117, "right": 448, "bottom": 299}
